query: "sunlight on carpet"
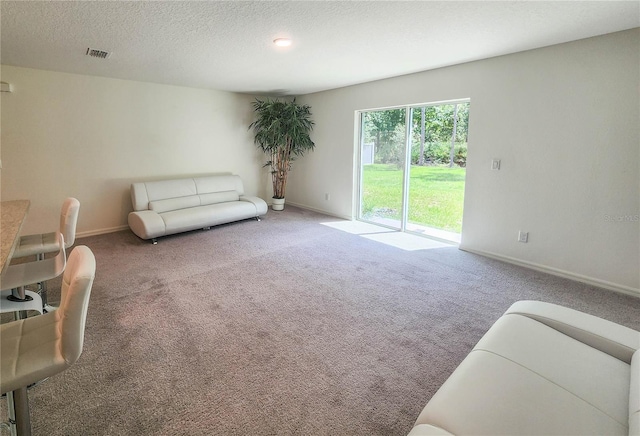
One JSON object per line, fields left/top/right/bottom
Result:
{"left": 320, "top": 220, "right": 454, "bottom": 251}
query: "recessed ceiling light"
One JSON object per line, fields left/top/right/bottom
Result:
{"left": 273, "top": 38, "right": 292, "bottom": 47}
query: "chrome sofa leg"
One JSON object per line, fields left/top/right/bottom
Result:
{"left": 151, "top": 238, "right": 158, "bottom": 245}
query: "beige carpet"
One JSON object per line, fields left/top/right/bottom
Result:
{"left": 3, "top": 206, "right": 639, "bottom": 435}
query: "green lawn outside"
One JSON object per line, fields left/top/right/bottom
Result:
{"left": 361, "top": 164, "right": 466, "bottom": 233}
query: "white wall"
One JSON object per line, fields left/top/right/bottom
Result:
{"left": 0, "top": 66, "right": 267, "bottom": 236}
{"left": 1, "top": 31, "right": 638, "bottom": 294}
{"left": 291, "top": 29, "right": 640, "bottom": 295}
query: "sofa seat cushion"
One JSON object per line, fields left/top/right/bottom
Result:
{"left": 415, "top": 313, "right": 630, "bottom": 435}
{"left": 161, "top": 202, "right": 258, "bottom": 234}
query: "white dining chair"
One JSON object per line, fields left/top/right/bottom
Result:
{"left": 11, "top": 198, "right": 79, "bottom": 311}
{"left": 0, "top": 245, "right": 95, "bottom": 436}
{"left": 0, "top": 233, "right": 66, "bottom": 319}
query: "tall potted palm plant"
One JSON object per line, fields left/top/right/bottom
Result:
{"left": 250, "top": 98, "right": 315, "bottom": 210}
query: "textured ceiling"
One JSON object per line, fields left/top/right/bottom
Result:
{"left": 1, "top": 1, "right": 638, "bottom": 95}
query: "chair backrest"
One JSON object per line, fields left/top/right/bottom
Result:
{"left": 58, "top": 245, "right": 96, "bottom": 364}
{"left": 59, "top": 197, "right": 80, "bottom": 248}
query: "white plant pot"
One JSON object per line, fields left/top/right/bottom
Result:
{"left": 272, "top": 197, "right": 285, "bottom": 211}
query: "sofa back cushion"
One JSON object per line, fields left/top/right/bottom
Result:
{"left": 145, "top": 179, "right": 197, "bottom": 201}
{"left": 194, "top": 175, "right": 244, "bottom": 196}
{"left": 149, "top": 195, "right": 200, "bottom": 214}
{"left": 200, "top": 191, "right": 240, "bottom": 206}
{"left": 131, "top": 178, "right": 197, "bottom": 211}
{"left": 131, "top": 174, "right": 246, "bottom": 212}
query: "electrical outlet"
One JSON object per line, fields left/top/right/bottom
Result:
{"left": 518, "top": 231, "right": 529, "bottom": 243}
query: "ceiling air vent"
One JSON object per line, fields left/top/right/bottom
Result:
{"left": 86, "top": 48, "right": 111, "bottom": 59}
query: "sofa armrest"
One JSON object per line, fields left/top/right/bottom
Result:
{"left": 128, "top": 211, "right": 166, "bottom": 240}
{"left": 239, "top": 196, "right": 268, "bottom": 216}
{"left": 505, "top": 300, "right": 640, "bottom": 363}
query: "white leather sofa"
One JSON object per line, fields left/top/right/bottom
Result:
{"left": 409, "top": 300, "right": 640, "bottom": 436}
{"left": 128, "top": 174, "right": 267, "bottom": 243}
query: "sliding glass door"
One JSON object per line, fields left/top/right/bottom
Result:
{"left": 357, "top": 101, "right": 470, "bottom": 242}
{"left": 358, "top": 108, "right": 408, "bottom": 230}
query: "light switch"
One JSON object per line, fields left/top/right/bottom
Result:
{"left": 491, "top": 159, "right": 501, "bottom": 170}
{"left": 518, "top": 231, "right": 528, "bottom": 243}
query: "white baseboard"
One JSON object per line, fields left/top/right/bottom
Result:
{"left": 459, "top": 246, "right": 640, "bottom": 298}
{"left": 282, "top": 201, "right": 352, "bottom": 221}
{"left": 76, "top": 224, "right": 129, "bottom": 239}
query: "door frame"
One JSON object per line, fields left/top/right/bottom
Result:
{"left": 354, "top": 98, "right": 470, "bottom": 236}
